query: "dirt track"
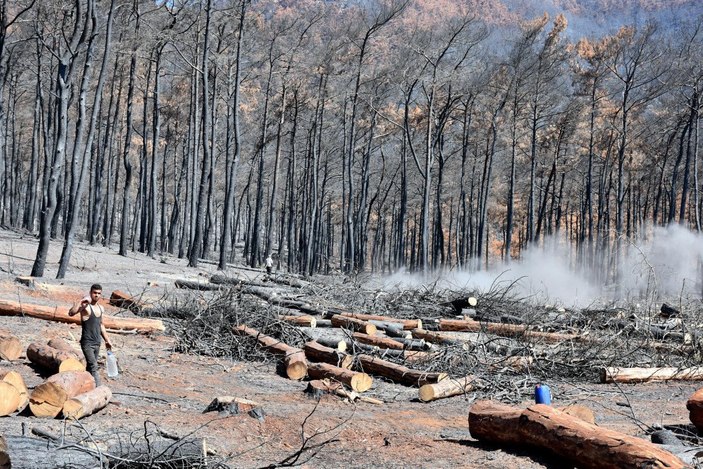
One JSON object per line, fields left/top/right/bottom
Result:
{"left": 0, "top": 229, "right": 698, "bottom": 468}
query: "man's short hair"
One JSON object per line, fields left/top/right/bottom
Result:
{"left": 90, "top": 284, "right": 103, "bottom": 292}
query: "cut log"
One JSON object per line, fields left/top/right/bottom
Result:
{"left": 352, "top": 332, "right": 405, "bottom": 350}
{"left": 46, "top": 338, "right": 85, "bottom": 365}
{"left": 303, "top": 341, "right": 353, "bottom": 369}
{"left": 306, "top": 362, "right": 373, "bottom": 393}
{"left": 29, "top": 371, "right": 96, "bottom": 418}
{"left": 419, "top": 375, "right": 477, "bottom": 402}
{"left": 279, "top": 315, "right": 316, "bottom": 328}
{"left": 356, "top": 354, "right": 447, "bottom": 387}
{"left": 332, "top": 312, "right": 421, "bottom": 330}
{"left": 403, "top": 350, "right": 437, "bottom": 363}
{"left": 411, "top": 329, "right": 468, "bottom": 346}
{"left": 299, "top": 327, "right": 348, "bottom": 352}
{"left": 0, "top": 435, "right": 8, "bottom": 469}
{"left": 109, "top": 290, "right": 144, "bottom": 312}
{"left": 686, "top": 388, "right": 703, "bottom": 432}
{"left": 27, "top": 343, "right": 85, "bottom": 373}
{"left": 601, "top": 366, "right": 703, "bottom": 384}
{"left": 305, "top": 379, "right": 342, "bottom": 398}
{"left": 0, "top": 370, "right": 28, "bottom": 412}
{"left": 204, "top": 396, "right": 260, "bottom": 414}
{"left": 232, "top": 325, "right": 307, "bottom": 380}
{"left": 174, "top": 279, "right": 223, "bottom": 291}
{"left": 391, "top": 337, "right": 428, "bottom": 351}
{"left": 368, "top": 321, "right": 412, "bottom": 338}
{"left": 0, "top": 299, "right": 164, "bottom": 332}
{"left": 469, "top": 401, "right": 686, "bottom": 469}
{"left": 0, "top": 330, "right": 21, "bottom": 361}
{"left": 0, "top": 382, "right": 20, "bottom": 416}
{"left": 438, "top": 319, "right": 581, "bottom": 344}
{"left": 330, "top": 315, "right": 377, "bottom": 336}
{"left": 62, "top": 385, "right": 112, "bottom": 419}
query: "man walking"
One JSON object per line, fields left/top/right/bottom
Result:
{"left": 68, "top": 284, "right": 113, "bottom": 385}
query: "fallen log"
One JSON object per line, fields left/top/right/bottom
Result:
{"left": 0, "top": 382, "right": 20, "bottom": 416}
{"left": 411, "top": 329, "right": 470, "bottom": 346}
{"left": 601, "top": 366, "right": 703, "bottom": 384}
{"left": 330, "top": 315, "right": 377, "bottom": 336}
{"left": 352, "top": 332, "right": 405, "bottom": 350}
{"left": 686, "top": 388, "right": 703, "bottom": 432}
{"left": 62, "top": 385, "right": 112, "bottom": 419}
{"left": 174, "top": 279, "right": 224, "bottom": 291}
{"left": 303, "top": 341, "right": 353, "bottom": 369}
{"left": 46, "top": 338, "right": 85, "bottom": 365}
{"left": 0, "top": 331, "right": 21, "bottom": 361}
{"left": 232, "top": 325, "right": 307, "bottom": 380}
{"left": 0, "top": 300, "right": 164, "bottom": 332}
{"left": 306, "top": 362, "right": 373, "bottom": 392}
{"left": 389, "top": 337, "right": 428, "bottom": 351}
{"left": 279, "top": 315, "right": 317, "bottom": 328}
{"left": 27, "top": 343, "right": 85, "bottom": 373}
{"left": 0, "top": 370, "right": 28, "bottom": 412}
{"left": 402, "top": 350, "right": 438, "bottom": 363}
{"left": 356, "top": 354, "right": 447, "bottom": 387}
{"left": 419, "top": 375, "right": 477, "bottom": 402}
{"left": 109, "top": 290, "right": 145, "bottom": 312}
{"left": 29, "top": 371, "right": 95, "bottom": 418}
{"left": 469, "top": 400, "right": 685, "bottom": 469}
{"left": 3, "top": 435, "right": 98, "bottom": 467}
{"left": 368, "top": 321, "right": 411, "bottom": 338}
{"left": 438, "top": 319, "right": 581, "bottom": 344}
{"left": 329, "top": 311, "right": 421, "bottom": 330}
{"left": 299, "top": 327, "right": 348, "bottom": 352}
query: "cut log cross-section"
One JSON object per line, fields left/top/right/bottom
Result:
{"left": 303, "top": 341, "right": 353, "bottom": 369}
{"left": 356, "top": 354, "right": 447, "bottom": 387}
{"left": 0, "top": 382, "right": 20, "bottom": 416}
{"left": 232, "top": 325, "right": 307, "bottom": 380}
{"left": 0, "top": 299, "right": 164, "bottom": 332}
{"left": 306, "top": 362, "right": 373, "bottom": 393}
{"left": 62, "top": 385, "right": 112, "bottom": 419}
{"left": 602, "top": 366, "right": 703, "bottom": 384}
{"left": 330, "top": 315, "right": 377, "bottom": 336}
{"left": 469, "top": 400, "right": 686, "bottom": 469}
{"left": 27, "top": 343, "right": 85, "bottom": 373}
{"left": 29, "top": 371, "right": 95, "bottom": 418}
{"left": 0, "top": 330, "right": 21, "bottom": 361}
{"left": 419, "top": 375, "right": 477, "bottom": 402}
{"left": 0, "top": 370, "right": 28, "bottom": 412}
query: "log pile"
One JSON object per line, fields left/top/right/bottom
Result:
{"left": 29, "top": 371, "right": 95, "bottom": 418}
{"left": 26, "top": 343, "right": 85, "bottom": 373}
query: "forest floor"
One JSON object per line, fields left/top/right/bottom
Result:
{"left": 0, "top": 228, "right": 699, "bottom": 468}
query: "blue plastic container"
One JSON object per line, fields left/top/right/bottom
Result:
{"left": 535, "top": 384, "right": 551, "bottom": 404}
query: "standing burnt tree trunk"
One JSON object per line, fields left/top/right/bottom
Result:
{"left": 32, "top": 0, "right": 91, "bottom": 277}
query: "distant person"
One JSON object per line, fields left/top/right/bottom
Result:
{"left": 68, "top": 284, "right": 113, "bottom": 386}
{"left": 265, "top": 255, "right": 274, "bottom": 275}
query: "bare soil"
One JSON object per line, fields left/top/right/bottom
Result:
{"left": 0, "top": 229, "right": 698, "bottom": 468}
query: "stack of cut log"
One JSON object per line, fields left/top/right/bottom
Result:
{"left": 29, "top": 370, "right": 111, "bottom": 419}
{"left": 27, "top": 338, "right": 85, "bottom": 374}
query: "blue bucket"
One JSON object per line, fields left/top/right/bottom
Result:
{"left": 535, "top": 384, "right": 551, "bottom": 404}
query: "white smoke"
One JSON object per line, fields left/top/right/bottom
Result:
{"left": 371, "top": 225, "right": 703, "bottom": 308}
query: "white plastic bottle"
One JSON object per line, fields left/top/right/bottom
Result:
{"left": 106, "top": 351, "right": 119, "bottom": 378}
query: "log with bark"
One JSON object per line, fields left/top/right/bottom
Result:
{"left": 368, "top": 320, "right": 411, "bottom": 338}
{"left": 279, "top": 315, "right": 317, "bottom": 328}
{"left": 232, "top": 325, "right": 307, "bottom": 380}
{"left": 298, "top": 327, "right": 348, "bottom": 352}
{"left": 62, "top": 385, "right": 112, "bottom": 419}
{"left": 0, "top": 330, "right": 21, "bottom": 361}
{"left": 303, "top": 341, "right": 353, "bottom": 369}
{"left": 29, "top": 371, "right": 96, "bottom": 418}
{"left": 601, "top": 366, "right": 703, "bottom": 384}
{"left": 46, "top": 338, "right": 85, "bottom": 365}
{"left": 2, "top": 435, "right": 98, "bottom": 468}
{"left": 356, "top": 354, "right": 447, "bottom": 387}
{"left": 174, "top": 279, "right": 224, "bottom": 291}
{"left": 438, "top": 319, "right": 581, "bottom": 344}
{"left": 0, "top": 370, "right": 28, "bottom": 412}
{"left": 411, "top": 329, "right": 470, "bottom": 346}
{"left": 0, "top": 382, "right": 20, "bottom": 416}
{"left": 27, "top": 343, "right": 85, "bottom": 373}
{"left": 330, "top": 315, "right": 377, "bottom": 336}
{"left": 686, "top": 388, "right": 703, "bottom": 432}
{"left": 328, "top": 310, "right": 421, "bottom": 330}
{"left": 352, "top": 332, "right": 405, "bottom": 350}
{"left": 419, "top": 375, "right": 477, "bottom": 402}
{"left": 204, "top": 396, "right": 261, "bottom": 414}
{"left": 0, "top": 300, "right": 165, "bottom": 332}
{"left": 469, "top": 400, "right": 686, "bottom": 469}
{"left": 306, "top": 362, "right": 373, "bottom": 392}
{"left": 109, "top": 290, "right": 145, "bottom": 312}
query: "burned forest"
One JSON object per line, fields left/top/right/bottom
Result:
{"left": 0, "top": 0, "right": 702, "bottom": 467}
